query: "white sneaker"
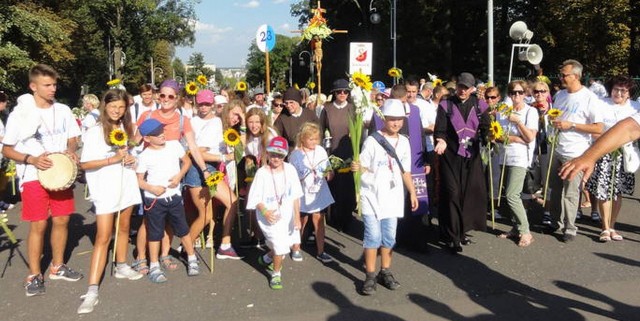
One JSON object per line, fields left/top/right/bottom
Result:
{"left": 77, "top": 293, "right": 99, "bottom": 314}
{"left": 205, "top": 236, "right": 214, "bottom": 249}
{"left": 194, "top": 238, "right": 202, "bottom": 248}
{"left": 115, "top": 265, "right": 144, "bottom": 280}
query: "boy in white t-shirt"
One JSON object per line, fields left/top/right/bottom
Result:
{"left": 2, "top": 64, "right": 83, "bottom": 297}
{"left": 352, "top": 99, "right": 418, "bottom": 295}
{"left": 135, "top": 118, "right": 199, "bottom": 283}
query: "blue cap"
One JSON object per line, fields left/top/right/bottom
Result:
{"left": 138, "top": 118, "right": 164, "bottom": 136}
{"left": 372, "top": 81, "right": 386, "bottom": 91}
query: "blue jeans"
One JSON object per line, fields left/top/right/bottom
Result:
{"left": 362, "top": 215, "right": 397, "bottom": 249}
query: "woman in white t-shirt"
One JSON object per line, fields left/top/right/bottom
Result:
{"left": 586, "top": 76, "right": 639, "bottom": 242}
{"left": 496, "top": 80, "right": 538, "bottom": 247}
{"left": 78, "top": 89, "right": 142, "bottom": 313}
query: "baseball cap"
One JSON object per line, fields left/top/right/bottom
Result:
{"left": 457, "top": 72, "right": 475, "bottom": 88}
{"left": 266, "top": 136, "right": 289, "bottom": 156}
{"left": 138, "top": 118, "right": 164, "bottom": 136}
{"left": 214, "top": 95, "right": 228, "bottom": 105}
{"left": 196, "top": 89, "right": 215, "bottom": 105}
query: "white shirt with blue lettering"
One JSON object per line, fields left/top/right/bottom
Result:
{"left": 552, "top": 87, "right": 604, "bottom": 158}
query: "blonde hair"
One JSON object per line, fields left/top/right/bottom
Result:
{"left": 221, "top": 99, "right": 246, "bottom": 130}
{"left": 295, "top": 122, "right": 321, "bottom": 148}
{"left": 82, "top": 94, "right": 100, "bottom": 109}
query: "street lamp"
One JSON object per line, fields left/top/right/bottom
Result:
{"left": 298, "top": 51, "right": 314, "bottom": 82}
{"left": 152, "top": 67, "right": 164, "bottom": 86}
{"left": 369, "top": 0, "right": 397, "bottom": 84}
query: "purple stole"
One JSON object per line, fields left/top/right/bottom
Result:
{"left": 440, "top": 99, "right": 488, "bottom": 158}
{"left": 373, "top": 104, "right": 429, "bottom": 215}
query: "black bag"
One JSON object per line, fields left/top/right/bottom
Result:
{"left": 522, "top": 165, "right": 541, "bottom": 194}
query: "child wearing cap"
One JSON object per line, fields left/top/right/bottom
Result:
{"left": 135, "top": 118, "right": 200, "bottom": 283}
{"left": 351, "top": 99, "right": 418, "bottom": 295}
{"left": 245, "top": 136, "right": 303, "bottom": 290}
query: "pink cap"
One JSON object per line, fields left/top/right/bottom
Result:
{"left": 196, "top": 89, "right": 215, "bottom": 104}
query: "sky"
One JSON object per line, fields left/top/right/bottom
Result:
{"left": 175, "top": 0, "right": 302, "bottom": 68}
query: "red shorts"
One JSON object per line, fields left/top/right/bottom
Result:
{"left": 21, "top": 180, "right": 75, "bottom": 222}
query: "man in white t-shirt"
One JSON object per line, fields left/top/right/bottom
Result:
{"left": 548, "top": 59, "right": 604, "bottom": 242}
{"left": 1, "top": 64, "right": 83, "bottom": 297}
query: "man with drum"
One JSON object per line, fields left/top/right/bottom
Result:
{"left": 2, "top": 64, "right": 83, "bottom": 297}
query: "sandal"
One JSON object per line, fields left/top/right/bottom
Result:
{"left": 609, "top": 229, "right": 623, "bottom": 241}
{"left": 148, "top": 267, "right": 167, "bottom": 283}
{"left": 497, "top": 231, "right": 519, "bottom": 240}
{"left": 159, "top": 255, "right": 179, "bottom": 271}
{"left": 131, "top": 258, "right": 149, "bottom": 275}
{"left": 517, "top": 234, "right": 534, "bottom": 247}
{"left": 598, "top": 230, "right": 611, "bottom": 242}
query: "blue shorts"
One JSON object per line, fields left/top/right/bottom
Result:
{"left": 182, "top": 162, "right": 218, "bottom": 188}
{"left": 144, "top": 195, "right": 189, "bottom": 241}
{"left": 362, "top": 215, "right": 397, "bottom": 249}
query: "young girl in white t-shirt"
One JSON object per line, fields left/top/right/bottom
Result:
{"left": 288, "top": 122, "right": 335, "bottom": 263}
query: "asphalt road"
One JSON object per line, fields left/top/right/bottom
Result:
{"left": 0, "top": 182, "right": 639, "bottom": 321}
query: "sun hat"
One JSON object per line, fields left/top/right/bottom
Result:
{"left": 381, "top": 99, "right": 407, "bottom": 118}
{"left": 214, "top": 95, "right": 228, "bottom": 105}
{"left": 331, "top": 79, "right": 350, "bottom": 92}
{"left": 196, "top": 89, "right": 215, "bottom": 105}
{"left": 266, "top": 136, "right": 289, "bottom": 156}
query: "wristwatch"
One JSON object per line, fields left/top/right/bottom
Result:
{"left": 570, "top": 122, "right": 576, "bottom": 130}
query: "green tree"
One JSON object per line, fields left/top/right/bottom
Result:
{"left": 186, "top": 52, "right": 214, "bottom": 82}
{"left": 245, "top": 34, "right": 298, "bottom": 92}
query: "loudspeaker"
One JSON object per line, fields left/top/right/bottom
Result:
{"left": 522, "top": 44, "right": 543, "bottom": 65}
{"left": 509, "top": 21, "right": 533, "bottom": 41}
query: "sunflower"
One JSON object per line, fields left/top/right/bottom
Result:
{"left": 185, "top": 81, "right": 199, "bottom": 96}
{"left": 244, "top": 177, "right": 254, "bottom": 183}
{"left": 223, "top": 128, "right": 241, "bottom": 146}
{"left": 308, "top": 81, "right": 316, "bottom": 90}
{"left": 433, "top": 78, "right": 443, "bottom": 87}
{"left": 109, "top": 129, "right": 128, "bottom": 147}
{"left": 235, "top": 81, "right": 247, "bottom": 91}
{"left": 489, "top": 121, "right": 504, "bottom": 140}
{"left": 352, "top": 71, "right": 372, "bottom": 91}
{"left": 387, "top": 67, "right": 402, "bottom": 79}
{"left": 106, "top": 78, "right": 121, "bottom": 87}
{"left": 337, "top": 167, "right": 351, "bottom": 174}
{"left": 547, "top": 108, "right": 563, "bottom": 119}
{"left": 197, "top": 75, "right": 208, "bottom": 86}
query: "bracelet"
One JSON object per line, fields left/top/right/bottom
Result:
{"left": 23, "top": 154, "right": 31, "bottom": 164}
{"left": 259, "top": 207, "right": 267, "bottom": 216}
{"left": 106, "top": 157, "right": 111, "bottom": 165}
{"left": 202, "top": 168, "right": 210, "bottom": 173}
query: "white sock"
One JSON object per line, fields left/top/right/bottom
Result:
{"left": 187, "top": 255, "right": 197, "bottom": 262}
{"left": 150, "top": 262, "right": 160, "bottom": 270}
{"left": 220, "top": 243, "right": 231, "bottom": 250}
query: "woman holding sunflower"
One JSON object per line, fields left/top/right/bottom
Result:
{"left": 77, "top": 89, "right": 142, "bottom": 314}
{"left": 495, "top": 80, "right": 539, "bottom": 247}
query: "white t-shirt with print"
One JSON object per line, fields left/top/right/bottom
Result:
{"left": 136, "top": 142, "right": 185, "bottom": 199}
{"left": 289, "top": 145, "right": 335, "bottom": 213}
{"left": 413, "top": 99, "right": 437, "bottom": 151}
{"left": 359, "top": 132, "right": 411, "bottom": 219}
{"left": 2, "top": 103, "right": 81, "bottom": 185}
{"left": 244, "top": 127, "right": 277, "bottom": 164}
{"left": 497, "top": 104, "right": 539, "bottom": 168}
{"left": 553, "top": 87, "right": 604, "bottom": 158}
{"left": 81, "top": 125, "right": 141, "bottom": 214}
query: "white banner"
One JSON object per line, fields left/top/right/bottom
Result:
{"left": 349, "top": 42, "right": 373, "bottom": 75}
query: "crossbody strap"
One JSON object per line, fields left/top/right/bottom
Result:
{"left": 371, "top": 131, "right": 405, "bottom": 174}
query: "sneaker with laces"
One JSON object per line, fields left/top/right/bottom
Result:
{"left": 361, "top": 274, "right": 377, "bottom": 295}
{"left": 216, "top": 246, "right": 243, "bottom": 260}
{"left": 187, "top": 260, "right": 199, "bottom": 276}
{"left": 542, "top": 213, "right": 552, "bottom": 226}
{"left": 290, "top": 250, "right": 303, "bottom": 262}
{"left": 591, "top": 211, "right": 601, "bottom": 222}
{"left": 77, "top": 293, "right": 99, "bottom": 314}
{"left": 24, "top": 274, "right": 45, "bottom": 297}
{"left": 115, "top": 265, "right": 144, "bottom": 280}
{"left": 377, "top": 270, "right": 400, "bottom": 290}
{"left": 316, "top": 252, "right": 333, "bottom": 263}
{"left": 49, "top": 264, "right": 83, "bottom": 282}
{"left": 194, "top": 237, "right": 202, "bottom": 249}
{"left": 269, "top": 274, "right": 283, "bottom": 290}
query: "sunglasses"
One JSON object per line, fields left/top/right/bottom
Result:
{"left": 509, "top": 90, "right": 525, "bottom": 96}
{"left": 335, "top": 90, "right": 349, "bottom": 95}
{"left": 159, "top": 93, "right": 176, "bottom": 100}
{"left": 485, "top": 95, "right": 499, "bottom": 100}
{"left": 273, "top": 103, "right": 285, "bottom": 108}
{"left": 533, "top": 90, "right": 547, "bottom": 94}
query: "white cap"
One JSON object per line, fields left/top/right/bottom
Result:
{"left": 381, "top": 99, "right": 406, "bottom": 118}
{"left": 214, "top": 95, "right": 228, "bottom": 105}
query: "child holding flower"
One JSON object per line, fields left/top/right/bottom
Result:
{"left": 77, "top": 89, "right": 142, "bottom": 314}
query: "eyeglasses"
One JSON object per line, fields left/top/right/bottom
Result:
{"left": 485, "top": 95, "right": 499, "bottom": 100}
{"left": 509, "top": 90, "right": 525, "bottom": 96}
{"left": 612, "top": 87, "right": 629, "bottom": 94}
{"left": 273, "top": 103, "right": 285, "bottom": 108}
{"left": 335, "top": 90, "right": 349, "bottom": 95}
{"left": 533, "top": 90, "right": 547, "bottom": 94}
{"left": 159, "top": 93, "right": 176, "bottom": 100}
{"left": 558, "top": 73, "right": 573, "bottom": 79}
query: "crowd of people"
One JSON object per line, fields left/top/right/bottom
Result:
{"left": 1, "top": 60, "right": 639, "bottom": 314}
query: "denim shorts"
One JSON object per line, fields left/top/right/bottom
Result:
{"left": 182, "top": 162, "right": 218, "bottom": 188}
{"left": 144, "top": 195, "right": 189, "bottom": 241}
{"left": 362, "top": 215, "right": 397, "bottom": 249}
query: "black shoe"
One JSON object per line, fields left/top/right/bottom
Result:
{"left": 562, "top": 234, "right": 575, "bottom": 243}
{"left": 447, "top": 242, "right": 462, "bottom": 254}
{"left": 461, "top": 236, "right": 473, "bottom": 245}
{"left": 361, "top": 274, "right": 377, "bottom": 295}
{"left": 377, "top": 270, "right": 400, "bottom": 290}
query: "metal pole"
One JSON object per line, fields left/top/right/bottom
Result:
{"left": 289, "top": 57, "right": 293, "bottom": 87}
{"left": 150, "top": 57, "right": 155, "bottom": 86}
{"left": 391, "top": 0, "right": 397, "bottom": 85}
{"left": 487, "top": 0, "right": 494, "bottom": 85}
{"left": 508, "top": 44, "right": 515, "bottom": 84}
